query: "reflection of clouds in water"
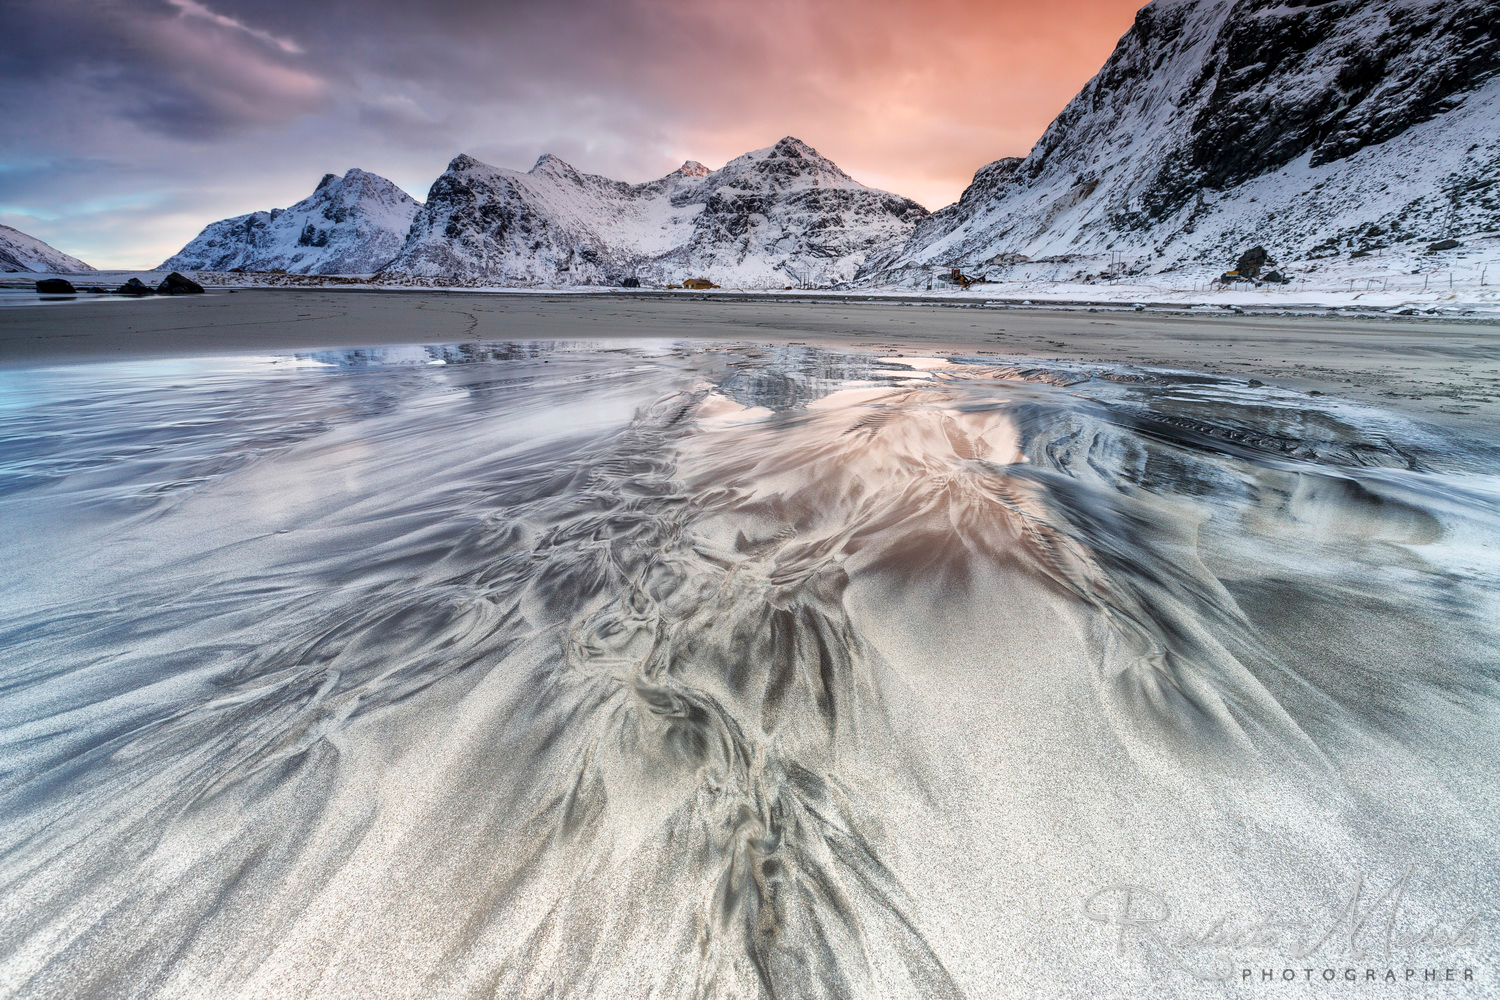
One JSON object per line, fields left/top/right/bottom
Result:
{"left": 0, "top": 340, "right": 1497, "bottom": 998}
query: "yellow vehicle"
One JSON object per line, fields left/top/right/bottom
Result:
{"left": 942, "top": 267, "right": 980, "bottom": 290}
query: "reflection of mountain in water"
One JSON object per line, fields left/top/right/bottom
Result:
{"left": 300, "top": 340, "right": 579, "bottom": 367}
{"left": 717, "top": 345, "right": 887, "bottom": 411}
{"left": 0, "top": 341, "right": 1497, "bottom": 999}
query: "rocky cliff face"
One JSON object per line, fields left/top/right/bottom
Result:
{"left": 161, "top": 169, "right": 421, "bottom": 275}
{"left": 385, "top": 138, "right": 928, "bottom": 286}
{"left": 0, "top": 224, "right": 94, "bottom": 273}
{"left": 864, "top": 0, "right": 1500, "bottom": 282}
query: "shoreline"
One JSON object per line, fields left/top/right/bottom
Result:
{"left": 3, "top": 288, "right": 1498, "bottom": 440}
{"left": 4, "top": 276, "right": 1497, "bottom": 324}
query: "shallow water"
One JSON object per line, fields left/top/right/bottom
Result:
{"left": 0, "top": 288, "right": 174, "bottom": 308}
{"left": 0, "top": 339, "right": 1497, "bottom": 998}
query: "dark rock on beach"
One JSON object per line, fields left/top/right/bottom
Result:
{"left": 156, "top": 272, "right": 205, "bottom": 295}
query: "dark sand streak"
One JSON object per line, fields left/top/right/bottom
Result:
{"left": 0, "top": 337, "right": 1497, "bottom": 997}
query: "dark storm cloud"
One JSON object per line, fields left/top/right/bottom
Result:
{"left": 2, "top": 0, "right": 328, "bottom": 140}
{"left": 1, "top": 0, "right": 1147, "bottom": 267}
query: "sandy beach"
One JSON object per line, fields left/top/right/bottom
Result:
{"left": 9, "top": 0, "right": 1500, "bottom": 986}
{"left": 2, "top": 292, "right": 1498, "bottom": 998}
{"left": 3, "top": 288, "right": 1499, "bottom": 437}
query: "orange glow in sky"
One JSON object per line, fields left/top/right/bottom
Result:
{"left": 609, "top": 0, "right": 1152, "bottom": 208}
{"left": 3, "top": 0, "right": 1153, "bottom": 266}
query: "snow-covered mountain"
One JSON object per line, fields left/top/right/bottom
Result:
{"left": 0, "top": 225, "right": 94, "bottom": 273}
{"left": 161, "top": 169, "right": 421, "bottom": 275}
{"left": 864, "top": 0, "right": 1500, "bottom": 283}
{"left": 385, "top": 138, "right": 928, "bottom": 286}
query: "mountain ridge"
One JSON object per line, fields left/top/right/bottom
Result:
{"left": 0, "top": 224, "right": 94, "bottom": 273}
{"left": 861, "top": 0, "right": 1500, "bottom": 283}
{"left": 155, "top": 0, "right": 1500, "bottom": 288}
{"left": 383, "top": 136, "right": 929, "bottom": 286}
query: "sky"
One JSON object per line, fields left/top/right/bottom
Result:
{"left": 1, "top": 0, "right": 1149, "bottom": 269}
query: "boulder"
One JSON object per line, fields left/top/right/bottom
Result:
{"left": 156, "top": 271, "right": 204, "bottom": 295}
{"left": 115, "top": 278, "right": 155, "bottom": 295}
{"left": 1427, "top": 238, "right": 1461, "bottom": 252}
{"left": 1262, "top": 270, "right": 1292, "bottom": 284}
{"left": 1235, "top": 246, "right": 1271, "bottom": 279}
{"left": 35, "top": 278, "right": 76, "bottom": 294}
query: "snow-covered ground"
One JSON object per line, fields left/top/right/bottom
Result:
{"left": 861, "top": 232, "right": 1500, "bottom": 316}
{"left": 5, "top": 250, "right": 1498, "bottom": 320}
{"left": 9, "top": 219, "right": 1500, "bottom": 319}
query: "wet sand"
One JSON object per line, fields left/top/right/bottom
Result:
{"left": 2, "top": 289, "right": 1498, "bottom": 436}
{"left": 2, "top": 298, "right": 1499, "bottom": 997}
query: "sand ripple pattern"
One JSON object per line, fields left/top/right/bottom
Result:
{"left": 0, "top": 342, "right": 1496, "bottom": 998}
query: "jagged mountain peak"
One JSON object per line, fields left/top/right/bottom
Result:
{"left": 162, "top": 167, "right": 421, "bottom": 275}
{"left": 770, "top": 136, "right": 818, "bottom": 158}
{"left": 447, "top": 153, "right": 485, "bottom": 173}
{"left": 717, "top": 136, "right": 857, "bottom": 190}
{"left": 339, "top": 167, "right": 400, "bottom": 190}
{"left": 676, "top": 160, "right": 711, "bottom": 178}
{"left": 309, "top": 169, "right": 415, "bottom": 208}
{"left": 741, "top": 136, "right": 834, "bottom": 167}
{"left": 530, "top": 153, "right": 580, "bottom": 176}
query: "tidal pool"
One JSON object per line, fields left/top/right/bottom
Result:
{"left": 0, "top": 340, "right": 1496, "bottom": 998}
